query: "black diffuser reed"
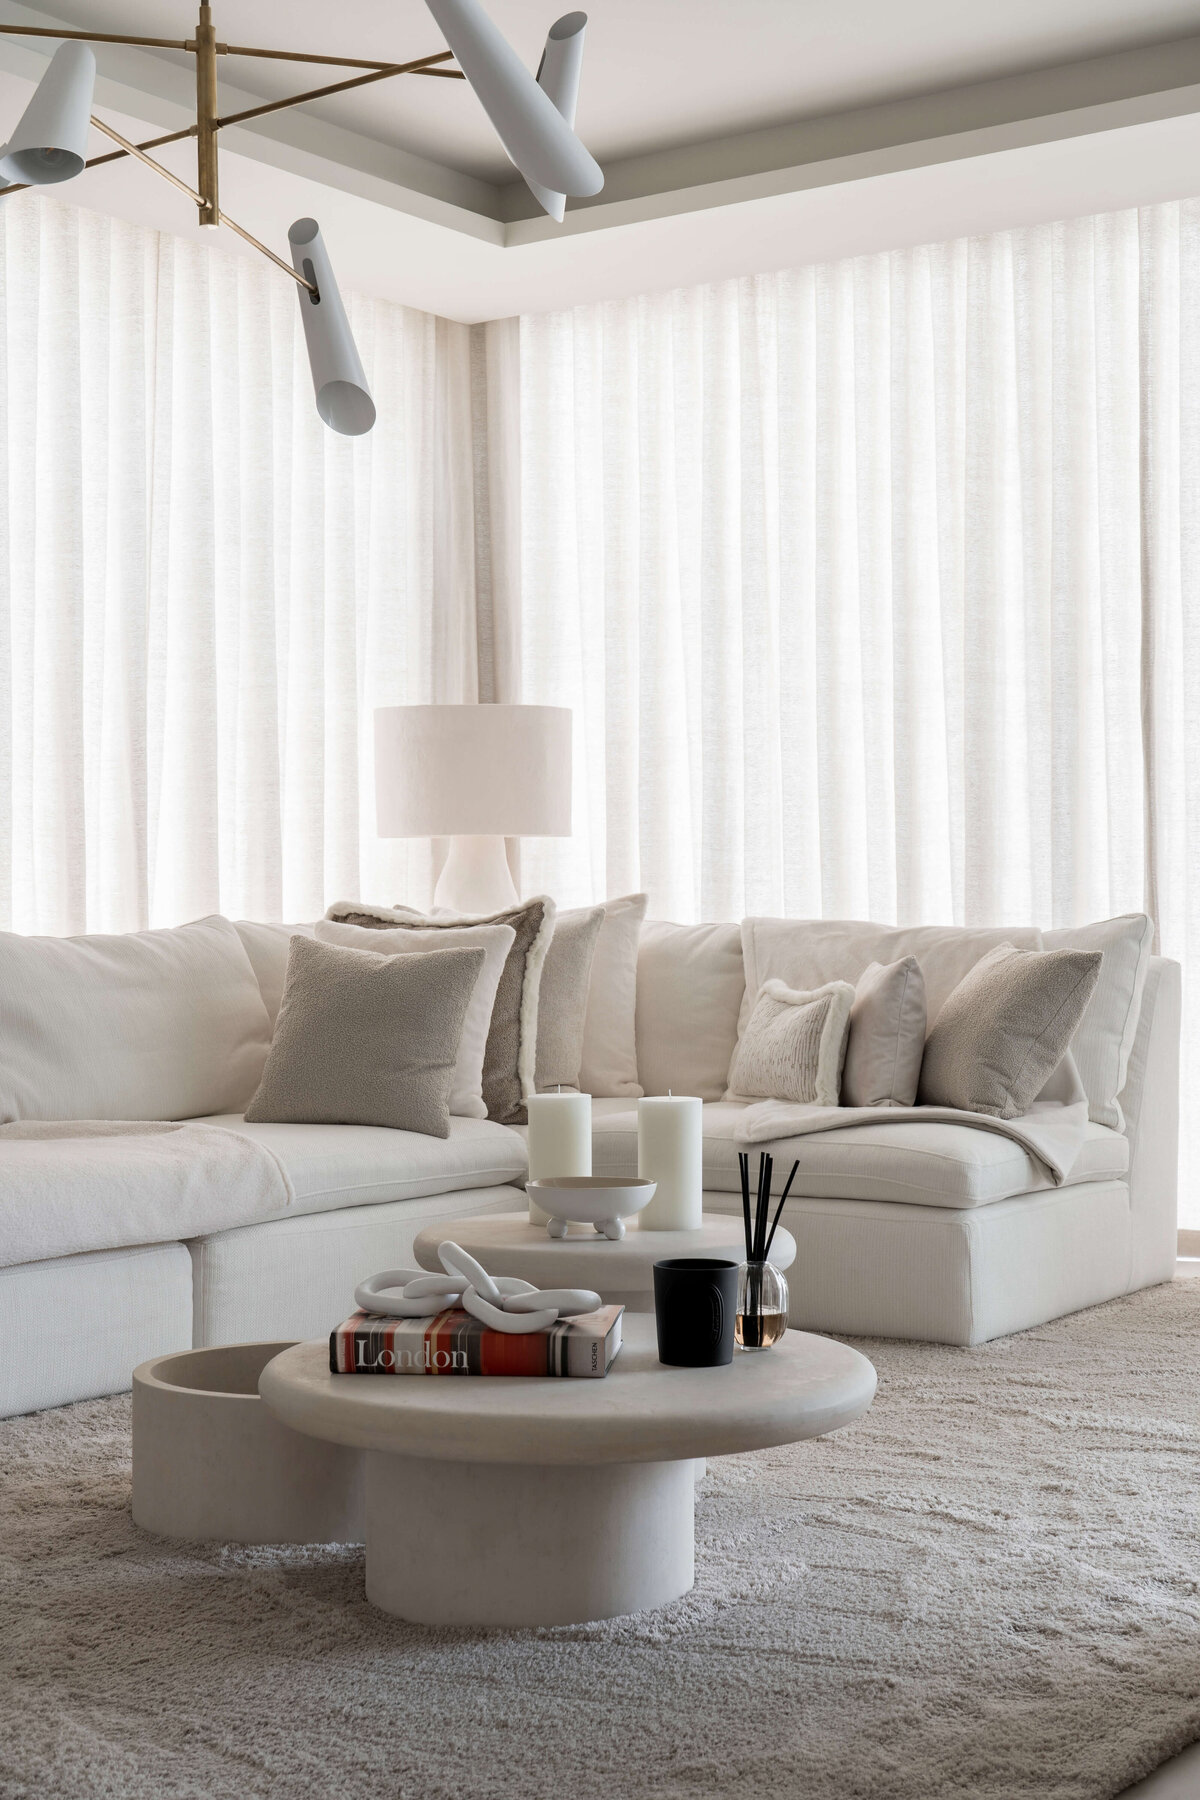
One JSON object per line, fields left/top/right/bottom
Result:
{"left": 737, "top": 1151, "right": 798, "bottom": 1349}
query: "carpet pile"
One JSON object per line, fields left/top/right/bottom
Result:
{"left": 2, "top": 1282, "right": 1199, "bottom": 1800}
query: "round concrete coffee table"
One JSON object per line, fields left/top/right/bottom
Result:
{"left": 412, "top": 1210, "right": 797, "bottom": 1313}
{"left": 259, "top": 1315, "right": 874, "bottom": 1627}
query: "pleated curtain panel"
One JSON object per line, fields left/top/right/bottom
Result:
{"left": 1, "top": 194, "right": 1198, "bottom": 1222}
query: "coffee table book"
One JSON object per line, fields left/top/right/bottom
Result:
{"left": 330, "top": 1306, "right": 624, "bottom": 1378}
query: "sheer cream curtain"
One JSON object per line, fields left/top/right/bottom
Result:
{"left": 0, "top": 194, "right": 477, "bottom": 936}
{"left": 511, "top": 204, "right": 1200, "bottom": 1224}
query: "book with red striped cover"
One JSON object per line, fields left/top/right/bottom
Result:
{"left": 329, "top": 1305, "right": 624, "bottom": 1378}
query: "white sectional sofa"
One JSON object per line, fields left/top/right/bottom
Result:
{"left": 0, "top": 909, "right": 1179, "bottom": 1417}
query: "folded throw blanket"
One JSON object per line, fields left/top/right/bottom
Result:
{"left": 0, "top": 1120, "right": 294, "bottom": 1268}
{"left": 591, "top": 1096, "right": 1094, "bottom": 1187}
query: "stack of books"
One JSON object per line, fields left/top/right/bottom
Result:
{"left": 330, "top": 1304, "right": 623, "bottom": 1379}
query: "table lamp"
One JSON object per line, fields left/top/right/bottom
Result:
{"left": 374, "top": 703, "right": 572, "bottom": 914}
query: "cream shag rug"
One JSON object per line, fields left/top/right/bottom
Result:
{"left": 2, "top": 1283, "right": 1200, "bottom": 1800}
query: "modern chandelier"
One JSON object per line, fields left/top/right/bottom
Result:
{"left": 0, "top": 1, "right": 602, "bottom": 435}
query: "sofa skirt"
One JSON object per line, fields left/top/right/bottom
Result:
{"left": 0, "top": 1242, "right": 193, "bottom": 1417}
{"left": 189, "top": 1184, "right": 525, "bottom": 1347}
{"left": 705, "top": 1180, "right": 1135, "bottom": 1345}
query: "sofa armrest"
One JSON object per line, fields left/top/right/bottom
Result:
{"left": 1118, "top": 955, "right": 1180, "bottom": 1287}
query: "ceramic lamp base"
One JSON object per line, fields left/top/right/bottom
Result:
{"left": 433, "top": 834, "right": 518, "bottom": 915}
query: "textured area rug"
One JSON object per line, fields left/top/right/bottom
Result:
{"left": 2, "top": 1283, "right": 1199, "bottom": 1800}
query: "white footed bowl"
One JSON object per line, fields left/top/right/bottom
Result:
{"left": 526, "top": 1176, "right": 656, "bottom": 1241}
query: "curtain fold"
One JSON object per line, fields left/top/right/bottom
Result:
{"left": 0, "top": 196, "right": 476, "bottom": 933}
{"left": 513, "top": 205, "right": 1200, "bottom": 1225}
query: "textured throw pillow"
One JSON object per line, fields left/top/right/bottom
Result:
{"left": 727, "top": 979, "right": 855, "bottom": 1107}
{"left": 535, "top": 904, "right": 605, "bottom": 1091}
{"left": 0, "top": 915, "right": 273, "bottom": 1124}
{"left": 326, "top": 896, "right": 555, "bottom": 1125}
{"left": 841, "top": 957, "right": 927, "bottom": 1108}
{"left": 245, "top": 936, "right": 483, "bottom": 1136}
{"left": 579, "top": 893, "right": 648, "bottom": 1099}
{"left": 314, "top": 918, "right": 515, "bottom": 1119}
{"left": 918, "top": 943, "right": 1103, "bottom": 1120}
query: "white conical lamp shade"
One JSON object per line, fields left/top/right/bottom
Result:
{"left": 0, "top": 41, "right": 95, "bottom": 185}
{"left": 288, "top": 219, "right": 376, "bottom": 437}
{"left": 526, "top": 12, "right": 588, "bottom": 222}
{"left": 424, "top": 0, "right": 602, "bottom": 198}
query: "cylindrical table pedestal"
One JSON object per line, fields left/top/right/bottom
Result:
{"left": 365, "top": 1452, "right": 695, "bottom": 1626}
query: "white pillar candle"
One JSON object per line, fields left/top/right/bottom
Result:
{"left": 526, "top": 1091, "right": 592, "bottom": 1223}
{"left": 637, "top": 1095, "right": 703, "bottom": 1231}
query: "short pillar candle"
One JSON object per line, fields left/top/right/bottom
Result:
{"left": 526, "top": 1091, "right": 592, "bottom": 1223}
{"left": 637, "top": 1095, "right": 703, "bottom": 1231}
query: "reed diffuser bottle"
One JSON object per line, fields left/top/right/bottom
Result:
{"left": 736, "top": 1258, "right": 789, "bottom": 1350}
{"left": 736, "top": 1150, "right": 797, "bottom": 1351}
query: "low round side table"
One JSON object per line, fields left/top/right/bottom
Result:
{"left": 260, "top": 1316, "right": 874, "bottom": 1627}
{"left": 412, "top": 1210, "right": 796, "bottom": 1313}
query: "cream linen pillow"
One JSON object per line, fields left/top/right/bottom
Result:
{"left": 918, "top": 943, "right": 1102, "bottom": 1120}
{"left": 841, "top": 957, "right": 927, "bottom": 1108}
{"left": 1042, "top": 914, "right": 1154, "bottom": 1129}
{"left": 535, "top": 904, "right": 605, "bottom": 1091}
{"left": 314, "top": 918, "right": 515, "bottom": 1120}
{"left": 326, "top": 896, "right": 555, "bottom": 1125}
{"left": 578, "top": 893, "right": 648, "bottom": 1099}
{"left": 727, "top": 979, "right": 855, "bottom": 1107}
{"left": 245, "top": 936, "right": 483, "bottom": 1137}
{"left": 640, "top": 920, "right": 746, "bottom": 1101}
{"left": 0, "top": 915, "right": 272, "bottom": 1124}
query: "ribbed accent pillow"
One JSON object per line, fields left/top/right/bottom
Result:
{"left": 244, "top": 936, "right": 483, "bottom": 1136}
{"left": 727, "top": 979, "right": 855, "bottom": 1107}
{"left": 918, "top": 943, "right": 1102, "bottom": 1120}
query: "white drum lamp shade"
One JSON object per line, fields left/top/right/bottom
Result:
{"left": 0, "top": 41, "right": 95, "bottom": 185}
{"left": 527, "top": 13, "right": 588, "bottom": 222}
{"left": 376, "top": 704, "right": 572, "bottom": 914}
{"left": 423, "top": 0, "right": 602, "bottom": 199}
{"left": 288, "top": 219, "right": 376, "bottom": 437}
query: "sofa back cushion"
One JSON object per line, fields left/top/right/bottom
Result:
{"left": 0, "top": 915, "right": 273, "bottom": 1123}
{"left": 636, "top": 920, "right": 746, "bottom": 1100}
{"left": 234, "top": 920, "right": 317, "bottom": 1026}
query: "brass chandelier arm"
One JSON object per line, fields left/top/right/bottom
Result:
{"left": 0, "top": 24, "right": 191, "bottom": 50}
{"left": 87, "top": 116, "right": 316, "bottom": 296}
{"left": 213, "top": 56, "right": 463, "bottom": 133}
{"left": 0, "top": 125, "right": 198, "bottom": 197}
{"left": 216, "top": 45, "right": 454, "bottom": 71}
{"left": 216, "top": 211, "right": 315, "bottom": 293}
{"left": 88, "top": 115, "right": 205, "bottom": 208}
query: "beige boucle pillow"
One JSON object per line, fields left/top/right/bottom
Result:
{"left": 726, "top": 978, "right": 854, "bottom": 1107}
{"left": 918, "top": 942, "right": 1102, "bottom": 1120}
{"left": 245, "top": 936, "right": 484, "bottom": 1137}
{"left": 326, "top": 895, "right": 555, "bottom": 1125}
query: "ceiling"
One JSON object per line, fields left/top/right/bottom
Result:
{"left": 32, "top": 0, "right": 1200, "bottom": 181}
{"left": 3, "top": 0, "right": 1200, "bottom": 319}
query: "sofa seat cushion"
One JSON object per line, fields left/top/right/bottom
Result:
{"left": 590, "top": 1107, "right": 1127, "bottom": 1209}
{"left": 199, "top": 1114, "right": 527, "bottom": 1221}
